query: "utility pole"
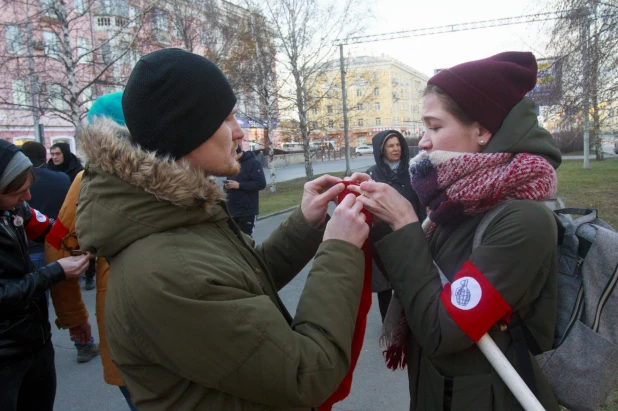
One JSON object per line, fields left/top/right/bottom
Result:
{"left": 25, "top": 5, "right": 42, "bottom": 143}
{"left": 339, "top": 44, "right": 350, "bottom": 175}
{"left": 580, "top": 7, "right": 591, "bottom": 169}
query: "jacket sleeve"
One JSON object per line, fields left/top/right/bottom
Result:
{"left": 238, "top": 160, "right": 266, "bottom": 192}
{"left": 0, "top": 261, "right": 65, "bottom": 307}
{"left": 375, "top": 201, "right": 557, "bottom": 356}
{"left": 254, "top": 207, "right": 326, "bottom": 290}
{"left": 125, "top": 239, "right": 364, "bottom": 407}
{"left": 46, "top": 171, "right": 89, "bottom": 329}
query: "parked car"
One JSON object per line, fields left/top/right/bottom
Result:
{"left": 615, "top": 140, "right": 618, "bottom": 154}
{"left": 355, "top": 145, "right": 373, "bottom": 155}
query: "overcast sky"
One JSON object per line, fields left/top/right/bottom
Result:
{"left": 350, "top": 0, "right": 557, "bottom": 76}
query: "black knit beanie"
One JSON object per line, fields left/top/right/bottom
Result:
{"left": 122, "top": 48, "right": 237, "bottom": 159}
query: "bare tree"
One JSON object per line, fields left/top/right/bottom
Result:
{"left": 256, "top": 0, "right": 371, "bottom": 180}
{"left": 223, "top": 8, "right": 281, "bottom": 193}
{"left": 0, "top": 0, "right": 149, "bottom": 140}
{"left": 546, "top": 0, "right": 618, "bottom": 163}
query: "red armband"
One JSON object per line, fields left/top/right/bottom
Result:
{"left": 46, "top": 219, "right": 70, "bottom": 250}
{"left": 25, "top": 208, "right": 50, "bottom": 241}
{"left": 440, "top": 261, "right": 512, "bottom": 342}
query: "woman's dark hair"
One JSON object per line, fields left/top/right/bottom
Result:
{"left": 2, "top": 166, "right": 36, "bottom": 194}
{"left": 423, "top": 84, "right": 475, "bottom": 126}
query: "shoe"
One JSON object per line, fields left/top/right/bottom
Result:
{"left": 84, "top": 276, "right": 95, "bottom": 290}
{"left": 76, "top": 342, "right": 99, "bottom": 363}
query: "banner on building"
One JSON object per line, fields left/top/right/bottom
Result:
{"left": 527, "top": 58, "right": 563, "bottom": 106}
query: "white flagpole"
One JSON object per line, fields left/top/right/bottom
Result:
{"left": 476, "top": 334, "right": 545, "bottom": 411}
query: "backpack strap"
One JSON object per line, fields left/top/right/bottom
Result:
{"left": 471, "top": 200, "right": 544, "bottom": 396}
{"left": 554, "top": 208, "right": 598, "bottom": 277}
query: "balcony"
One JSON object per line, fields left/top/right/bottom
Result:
{"left": 94, "top": 15, "right": 129, "bottom": 31}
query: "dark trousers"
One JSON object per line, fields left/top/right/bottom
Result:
{"left": 377, "top": 289, "right": 393, "bottom": 323}
{"left": 233, "top": 215, "right": 257, "bottom": 237}
{"left": 0, "top": 338, "right": 56, "bottom": 411}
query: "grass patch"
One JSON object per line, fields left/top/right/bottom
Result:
{"left": 259, "top": 172, "right": 346, "bottom": 216}
{"left": 556, "top": 157, "right": 618, "bottom": 228}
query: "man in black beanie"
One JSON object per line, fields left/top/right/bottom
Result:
{"left": 75, "top": 48, "right": 371, "bottom": 410}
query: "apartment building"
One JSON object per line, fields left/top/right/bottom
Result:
{"left": 306, "top": 54, "right": 429, "bottom": 148}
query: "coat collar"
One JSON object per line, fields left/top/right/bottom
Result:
{"left": 78, "top": 118, "right": 224, "bottom": 211}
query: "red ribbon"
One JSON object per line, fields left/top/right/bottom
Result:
{"left": 319, "top": 182, "right": 373, "bottom": 410}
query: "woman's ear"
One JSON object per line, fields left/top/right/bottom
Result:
{"left": 476, "top": 124, "right": 493, "bottom": 148}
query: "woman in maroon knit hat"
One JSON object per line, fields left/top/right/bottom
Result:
{"left": 350, "top": 52, "right": 561, "bottom": 410}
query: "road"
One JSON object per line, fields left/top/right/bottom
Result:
{"left": 51, "top": 203, "right": 409, "bottom": 411}
{"left": 264, "top": 155, "right": 377, "bottom": 183}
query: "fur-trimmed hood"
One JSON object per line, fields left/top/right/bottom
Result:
{"left": 75, "top": 118, "right": 228, "bottom": 257}
{"left": 78, "top": 118, "right": 224, "bottom": 209}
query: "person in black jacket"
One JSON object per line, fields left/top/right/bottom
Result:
{"left": 224, "top": 145, "right": 266, "bottom": 236}
{"left": 366, "top": 130, "right": 426, "bottom": 322}
{"left": 0, "top": 139, "right": 90, "bottom": 411}
{"left": 47, "top": 142, "right": 84, "bottom": 183}
{"left": 20, "top": 142, "right": 70, "bottom": 271}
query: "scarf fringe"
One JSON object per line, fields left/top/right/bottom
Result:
{"left": 383, "top": 345, "right": 408, "bottom": 370}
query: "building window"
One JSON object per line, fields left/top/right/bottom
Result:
{"left": 129, "top": 6, "right": 138, "bottom": 26}
{"left": 358, "top": 119, "right": 363, "bottom": 127}
{"left": 356, "top": 88, "right": 362, "bottom": 97}
{"left": 100, "top": 41, "right": 111, "bottom": 64}
{"left": 312, "top": 121, "right": 318, "bottom": 130}
{"left": 74, "top": 0, "right": 85, "bottom": 13}
{"left": 82, "top": 87, "right": 93, "bottom": 109}
{"left": 357, "top": 103, "right": 362, "bottom": 111}
{"left": 12, "top": 80, "right": 28, "bottom": 106}
{"left": 311, "top": 107, "right": 317, "bottom": 115}
{"left": 5, "top": 25, "right": 23, "bottom": 54}
{"left": 375, "top": 117, "right": 381, "bottom": 126}
{"left": 200, "top": 27, "right": 209, "bottom": 45}
{"left": 374, "top": 101, "right": 380, "bottom": 110}
{"left": 358, "top": 136, "right": 366, "bottom": 145}
{"left": 152, "top": 8, "right": 170, "bottom": 43}
{"left": 373, "top": 72, "right": 378, "bottom": 81}
{"left": 327, "top": 105, "right": 333, "bottom": 114}
{"left": 373, "top": 87, "right": 379, "bottom": 96}
{"left": 328, "top": 120, "right": 334, "bottom": 128}
{"left": 77, "top": 37, "right": 90, "bottom": 63}
{"left": 42, "top": 31, "right": 60, "bottom": 60}
{"left": 48, "top": 84, "right": 64, "bottom": 110}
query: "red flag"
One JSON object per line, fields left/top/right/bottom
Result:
{"left": 440, "top": 261, "right": 511, "bottom": 342}
{"left": 25, "top": 208, "right": 49, "bottom": 241}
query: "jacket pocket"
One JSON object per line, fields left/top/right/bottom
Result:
{"left": 419, "top": 356, "right": 493, "bottom": 411}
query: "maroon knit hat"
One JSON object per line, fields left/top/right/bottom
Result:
{"left": 428, "top": 51, "right": 538, "bottom": 133}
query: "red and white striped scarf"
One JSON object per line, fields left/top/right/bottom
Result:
{"left": 380, "top": 150, "right": 557, "bottom": 370}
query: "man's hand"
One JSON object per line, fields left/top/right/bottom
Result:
{"left": 323, "top": 193, "right": 369, "bottom": 248}
{"left": 69, "top": 321, "right": 92, "bottom": 344}
{"left": 300, "top": 174, "right": 345, "bottom": 228}
{"left": 57, "top": 254, "right": 91, "bottom": 280}
{"left": 224, "top": 180, "right": 240, "bottom": 190}
{"left": 346, "top": 172, "right": 372, "bottom": 184}
{"left": 349, "top": 181, "right": 420, "bottom": 230}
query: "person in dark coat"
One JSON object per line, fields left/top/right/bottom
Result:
{"left": 48, "top": 142, "right": 83, "bottom": 183}
{"left": 20, "top": 141, "right": 71, "bottom": 271}
{"left": 224, "top": 145, "right": 266, "bottom": 237}
{"left": 366, "top": 130, "right": 426, "bottom": 322}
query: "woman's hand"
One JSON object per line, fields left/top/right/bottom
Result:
{"left": 349, "top": 181, "right": 419, "bottom": 231}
